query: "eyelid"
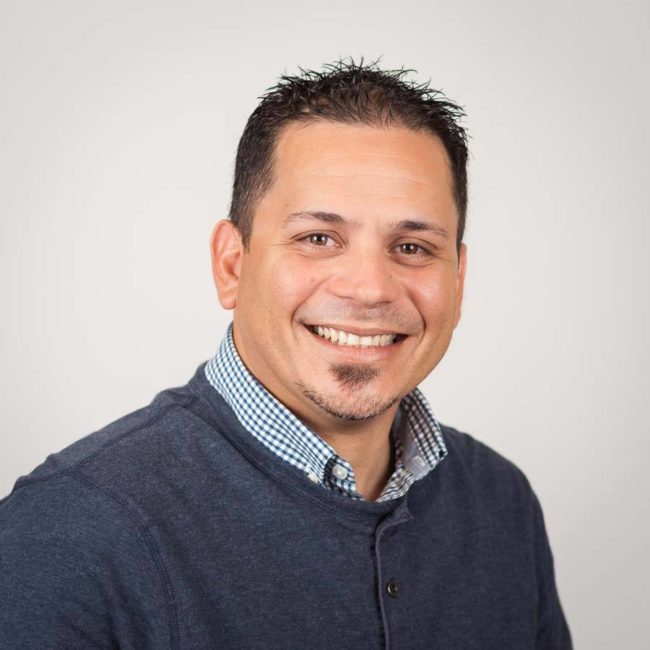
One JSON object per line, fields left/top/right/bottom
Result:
{"left": 395, "top": 240, "right": 436, "bottom": 255}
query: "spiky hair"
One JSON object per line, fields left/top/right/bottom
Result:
{"left": 229, "top": 58, "right": 469, "bottom": 251}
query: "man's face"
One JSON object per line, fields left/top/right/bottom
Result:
{"left": 213, "top": 121, "right": 466, "bottom": 432}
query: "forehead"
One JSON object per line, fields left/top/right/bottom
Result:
{"left": 265, "top": 121, "right": 458, "bottom": 222}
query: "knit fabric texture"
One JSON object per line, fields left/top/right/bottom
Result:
{"left": 0, "top": 363, "right": 572, "bottom": 649}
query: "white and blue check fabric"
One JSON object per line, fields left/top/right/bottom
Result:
{"left": 204, "top": 324, "right": 447, "bottom": 501}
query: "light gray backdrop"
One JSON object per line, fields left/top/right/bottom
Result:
{"left": 1, "top": 1, "right": 648, "bottom": 647}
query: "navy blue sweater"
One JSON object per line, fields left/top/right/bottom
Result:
{"left": 0, "top": 363, "right": 572, "bottom": 649}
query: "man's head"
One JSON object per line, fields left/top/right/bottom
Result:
{"left": 211, "top": 60, "right": 469, "bottom": 433}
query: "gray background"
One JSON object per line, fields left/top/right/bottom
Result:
{"left": 1, "top": 1, "right": 648, "bottom": 647}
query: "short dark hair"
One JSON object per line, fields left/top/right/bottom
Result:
{"left": 229, "top": 59, "right": 469, "bottom": 252}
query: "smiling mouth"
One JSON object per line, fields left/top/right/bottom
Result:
{"left": 305, "top": 324, "right": 406, "bottom": 348}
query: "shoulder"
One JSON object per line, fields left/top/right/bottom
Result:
{"left": 0, "top": 373, "right": 206, "bottom": 556}
{"left": 2, "top": 366, "right": 221, "bottom": 509}
{"left": 441, "top": 423, "right": 531, "bottom": 484}
{"left": 7, "top": 382, "right": 197, "bottom": 489}
{"left": 437, "top": 423, "right": 539, "bottom": 516}
{"left": 0, "top": 378, "right": 208, "bottom": 648}
{"left": 0, "top": 384, "right": 192, "bottom": 602}
{"left": 1, "top": 363, "right": 240, "bottom": 530}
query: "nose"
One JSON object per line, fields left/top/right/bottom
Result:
{"left": 327, "top": 248, "right": 401, "bottom": 307}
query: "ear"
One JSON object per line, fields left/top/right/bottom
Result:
{"left": 210, "top": 220, "right": 244, "bottom": 310}
{"left": 453, "top": 243, "right": 467, "bottom": 328}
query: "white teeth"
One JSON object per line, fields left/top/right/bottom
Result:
{"left": 311, "top": 326, "right": 398, "bottom": 348}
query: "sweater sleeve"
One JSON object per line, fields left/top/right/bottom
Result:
{"left": 531, "top": 491, "right": 573, "bottom": 650}
{"left": 0, "top": 472, "right": 174, "bottom": 649}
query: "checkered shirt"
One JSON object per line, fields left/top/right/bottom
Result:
{"left": 204, "top": 324, "right": 447, "bottom": 501}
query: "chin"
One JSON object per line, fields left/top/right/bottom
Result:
{"left": 299, "top": 383, "right": 400, "bottom": 422}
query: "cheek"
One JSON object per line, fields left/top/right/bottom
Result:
{"left": 265, "top": 256, "right": 324, "bottom": 314}
{"left": 409, "top": 273, "right": 459, "bottom": 330}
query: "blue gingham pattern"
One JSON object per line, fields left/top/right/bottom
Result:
{"left": 204, "top": 324, "right": 447, "bottom": 501}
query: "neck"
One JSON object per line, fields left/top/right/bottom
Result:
{"left": 315, "top": 404, "right": 399, "bottom": 501}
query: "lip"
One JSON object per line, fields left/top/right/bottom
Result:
{"left": 303, "top": 324, "right": 407, "bottom": 360}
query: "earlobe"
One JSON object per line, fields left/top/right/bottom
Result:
{"left": 454, "top": 243, "right": 467, "bottom": 328}
{"left": 210, "top": 220, "right": 244, "bottom": 310}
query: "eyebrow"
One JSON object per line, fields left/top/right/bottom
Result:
{"left": 387, "top": 219, "right": 449, "bottom": 240}
{"left": 286, "top": 211, "right": 449, "bottom": 240}
{"left": 285, "top": 211, "right": 345, "bottom": 225}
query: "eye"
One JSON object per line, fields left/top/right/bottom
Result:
{"left": 397, "top": 242, "right": 429, "bottom": 256}
{"left": 301, "top": 233, "right": 336, "bottom": 247}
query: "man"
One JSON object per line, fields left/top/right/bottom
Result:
{"left": 0, "top": 60, "right": 572, "bottom": 648}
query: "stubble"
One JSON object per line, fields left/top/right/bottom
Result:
{"left": 297, "top": 363, "right": 400, "bottom": 421}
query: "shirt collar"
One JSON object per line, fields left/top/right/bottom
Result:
{"left": 204, "top": 323, "right": 447, "bottom": 500}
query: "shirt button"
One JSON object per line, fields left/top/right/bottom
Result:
{"left": 306, "top": 471, "right": 320, "bottom": 483}
{"left": 332, "top": 464, "right": 349, "bottom": 480}
{"left": 386, "top": 580, "right": 399, "bottom": 598}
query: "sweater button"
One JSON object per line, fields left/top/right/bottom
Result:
{"left": 386, "top": 580, "right": 399, "bottom": 597}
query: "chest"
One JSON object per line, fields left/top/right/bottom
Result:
{"left": 149, "top": 495, "right": 538, "bottom": 649}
